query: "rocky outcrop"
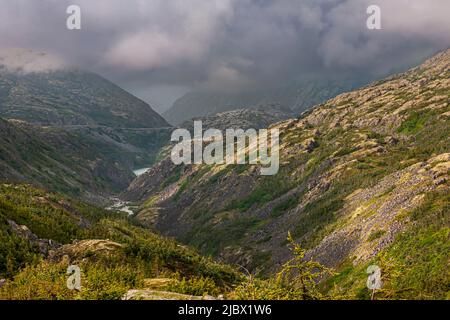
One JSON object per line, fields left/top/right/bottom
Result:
{"left": 7, "top": 219, "right": 60, "bottom": 255}
{"left": 49, "top": 240, "right": 123, "bottom": 263}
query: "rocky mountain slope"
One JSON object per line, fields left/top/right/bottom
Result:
{"left": 163, "top": 78, "right": 368, "bottom": 125}
{"left": 124, "top": 49, "right": 450, "bottom": 299}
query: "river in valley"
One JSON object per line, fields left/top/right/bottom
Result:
{"left": 105, "top": 167, "right": 151, "bottom": 215}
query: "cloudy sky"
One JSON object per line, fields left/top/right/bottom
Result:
{"left": 0, "top": 0, "right": 449, "bottom": 112}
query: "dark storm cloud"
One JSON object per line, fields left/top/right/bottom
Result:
{"left": 0, "top": 0, "right": 449, "bottom": 110}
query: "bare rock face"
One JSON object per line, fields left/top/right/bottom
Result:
{"left": 121, "top": 278, "right": 223, "bottom": 300}
{"left": 142, "top": 278, "right": 178, "bottom": 290}
{"left": 7, "top": 220, "right": 37, "bottom": 241}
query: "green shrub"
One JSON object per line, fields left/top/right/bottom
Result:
{"left": 367, "top": 230, "right": 386, "bottom": 242}
{"left": 397, "top": 111, "right": 430, "bottom": 134}
{"left": 271, "top": 197, "right": 298, "bottom": 218}
{"left": 231, "top": 233, "right": 333, "bottom": 300}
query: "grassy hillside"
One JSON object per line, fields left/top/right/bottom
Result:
{"left": 0, "top": 183, "right": 361, "bottom": 300}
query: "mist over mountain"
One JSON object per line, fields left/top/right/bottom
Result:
{"left": 2, "top": 1, "right": 449, "bottom": 115}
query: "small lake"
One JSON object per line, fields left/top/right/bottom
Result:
{"left": 133, "top": 167, "right": 150, "bottom": 176}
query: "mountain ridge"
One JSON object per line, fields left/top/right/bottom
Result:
{"left": 179, "top": 103, "right": 294, "bottom": 132}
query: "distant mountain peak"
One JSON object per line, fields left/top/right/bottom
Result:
{"left": 0, "top": 67, "right": 169, "bottom": 128}
{"left": 180, "top": 103, "right": 294, "bottom": 132}
{"left": 163, "top": 77, "right": 369, "bottom": 125}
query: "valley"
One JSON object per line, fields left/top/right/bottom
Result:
{"left": 0, "top": 49, "right": 448, "bottom": 300}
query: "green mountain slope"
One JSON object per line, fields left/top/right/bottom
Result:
{"left": 0, "top": 118, "right": 139, "bottom": 200}
{"left": 124, "top": 49, "right": 450, "bottom": 299}
{"left": 0, "top": 183, "right": 240, "bottom": 299}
